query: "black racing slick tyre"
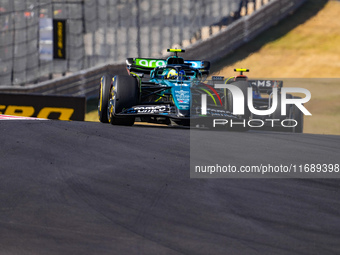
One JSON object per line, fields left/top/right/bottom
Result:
{"left": 291, "top": 97, "right": 303, "bottom": 133}
{"left": 227, "top": 81, "right": 251, "bottom": 120}
{"left": 108, "top": 75, "right": 139, "bottom": 126}
{"left": 272, "top": 93, "right": 293, "bottom": 121}
{"left": 98, "top": 74, "right": 113, "bottom": 123}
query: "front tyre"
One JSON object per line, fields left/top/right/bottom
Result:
{"left": 226, "top": 81, "right": 251, "bottom": 120}
{"left": 226, "top": 81, "right": 251, "bottom": 131}
{"left": 108, "top": 75, "right": 139, "bottom": 126}
{"left": 98, "top": 74, "right": 113, "bottom": 123}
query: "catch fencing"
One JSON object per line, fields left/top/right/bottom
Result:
{"left": 0, "top": 0, "right": 249, "bottom": 86}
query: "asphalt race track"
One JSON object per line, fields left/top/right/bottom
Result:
{"left": 1, "top": 120, "right": 340, "bottom": 255}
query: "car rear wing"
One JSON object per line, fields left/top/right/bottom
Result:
{"left": 249, "top": 80, "right": 283, "bottom": 93}
{"left": 126, "top": 58, "right": 210, "bottom": 75}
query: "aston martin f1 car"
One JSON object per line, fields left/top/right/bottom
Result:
{"left": 98, "top": 49, "right": 243, "bottom": 128}
{"left": 98, "top": 49, "right": 303, "bottom": 132}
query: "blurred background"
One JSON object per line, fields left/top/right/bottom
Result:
{"left": 0, "top": 0, "right": 339, "bottom": 134}
{"left": 0, "top": 0, "right": 246, "bottom": 86}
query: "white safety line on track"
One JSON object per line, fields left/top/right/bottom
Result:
{"left": 0, "top": 115, "right": 47, "bottom": 120}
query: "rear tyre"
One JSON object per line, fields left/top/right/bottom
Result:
{"left": 291, "top": 98, "right": 303, "bottom": 133}
{"left": 98, "top": 74, "right": 113, "bottom": 123}
{"left": 108, "top": 75, "right": 139, "bottom": 126}
{"left": 272, "top": 93, "right": 293, "bottom": 121}
{"left": 271, "top": 94, "right": 303, "bottom": 132}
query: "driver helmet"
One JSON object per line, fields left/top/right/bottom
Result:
{"left": 167, "top": 69, "right": 178, "bottom": 79}
{"left": 166, "top": 69, "right": 187, "bottom": 80}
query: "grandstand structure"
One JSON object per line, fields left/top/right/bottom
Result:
{"left": 0, "top": 0, "right": 269, "bottom": 86}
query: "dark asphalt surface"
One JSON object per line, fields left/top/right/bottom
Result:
{"left": 1, "top": 120, "right": 340, "bottom": 255}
